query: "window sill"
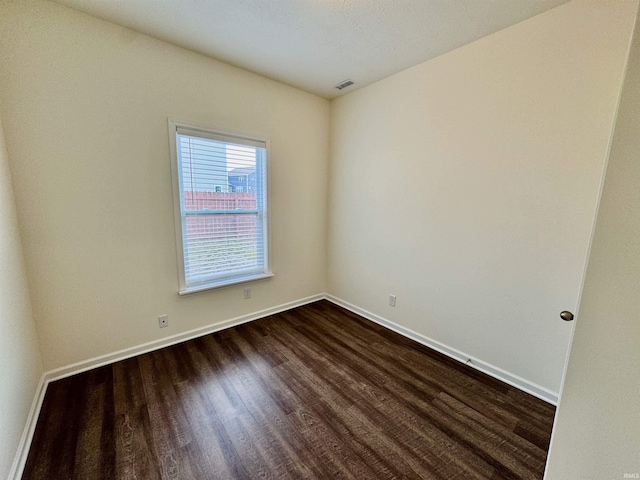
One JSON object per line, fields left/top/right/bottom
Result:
{"left": 178, "top": 272, "right": 274, "bottom": 296}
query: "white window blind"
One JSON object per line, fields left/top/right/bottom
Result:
{"left": 169, "top": 121, "right": 271, "bottom": 294}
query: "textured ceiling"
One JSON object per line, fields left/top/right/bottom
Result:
{"left": 52, "top": 0, "right": 571, "bottom": 99}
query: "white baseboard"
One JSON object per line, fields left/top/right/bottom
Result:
{"left": 325, "top": 294, "right": 559, "bottom": 406}
{"left": 45, "top": 293, "right": 324, "bottom": 383}
{"left": 9, "top": 293, "right": 324, "bottom": 480}
{"left": 8, "top": 373, "right": 48, "bottom": 480}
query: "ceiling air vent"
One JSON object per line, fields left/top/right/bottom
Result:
{"left": 334, "top": 79, "right": 354, "bottom": 90}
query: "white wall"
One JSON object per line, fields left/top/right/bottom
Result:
{"left": 544, "top": 6, "right": 640, "bottom": 478}
{"left": 0, "top": 114, "right": 43, "bottom": 477}
{"left": 0, "top": 1, "right": 330, "bottom": 370}
{"left": 328, "top": 0, "right": 637, "bottom": 394}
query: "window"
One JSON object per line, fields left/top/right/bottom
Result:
{"left": 168, "top": 120, "right": 271, "bottom": 295}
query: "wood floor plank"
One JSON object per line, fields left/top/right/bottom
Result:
{"left": 430, "top": 393, "right": 542, "bottom": 479}
{"left": 22, "top": 300, "right": 555, "bottom": 480}
{"left": 219, "top": 334, "right": 330, "bottom": 478}
{"left": 114, "top": 407, "right": 162, "bottom": 480}
{"left": 72, "top": 381, "right": 108, "bottom": 479}
{"left": 34, "top": 375, "right": 84, "bottom": 479}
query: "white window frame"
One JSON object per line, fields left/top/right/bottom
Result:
{"left": 168, "top": 119, "right": 273, "bottom": 295}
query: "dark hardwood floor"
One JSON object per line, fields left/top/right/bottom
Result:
{"left": 22, "top": 300, "right": 555, "bottom": 479}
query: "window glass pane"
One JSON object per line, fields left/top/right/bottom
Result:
{"left": 184, "top": 214, "right": 262, "bottom": 282}
{"left": 174, "top": 128, "right": 267, "bottom": 289}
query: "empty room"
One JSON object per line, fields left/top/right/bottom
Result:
{"left": 1, "top": 0, "right": 639, "bottom": 479}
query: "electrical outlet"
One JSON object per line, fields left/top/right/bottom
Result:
{"left": 158, "top": 314, "right": 169, "bottom": 328}
{"left": 388, "top": 294, "right": 397, "bottom": 307}
{"left": 244, "top": 287, "right": 251, "bottom": 299}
